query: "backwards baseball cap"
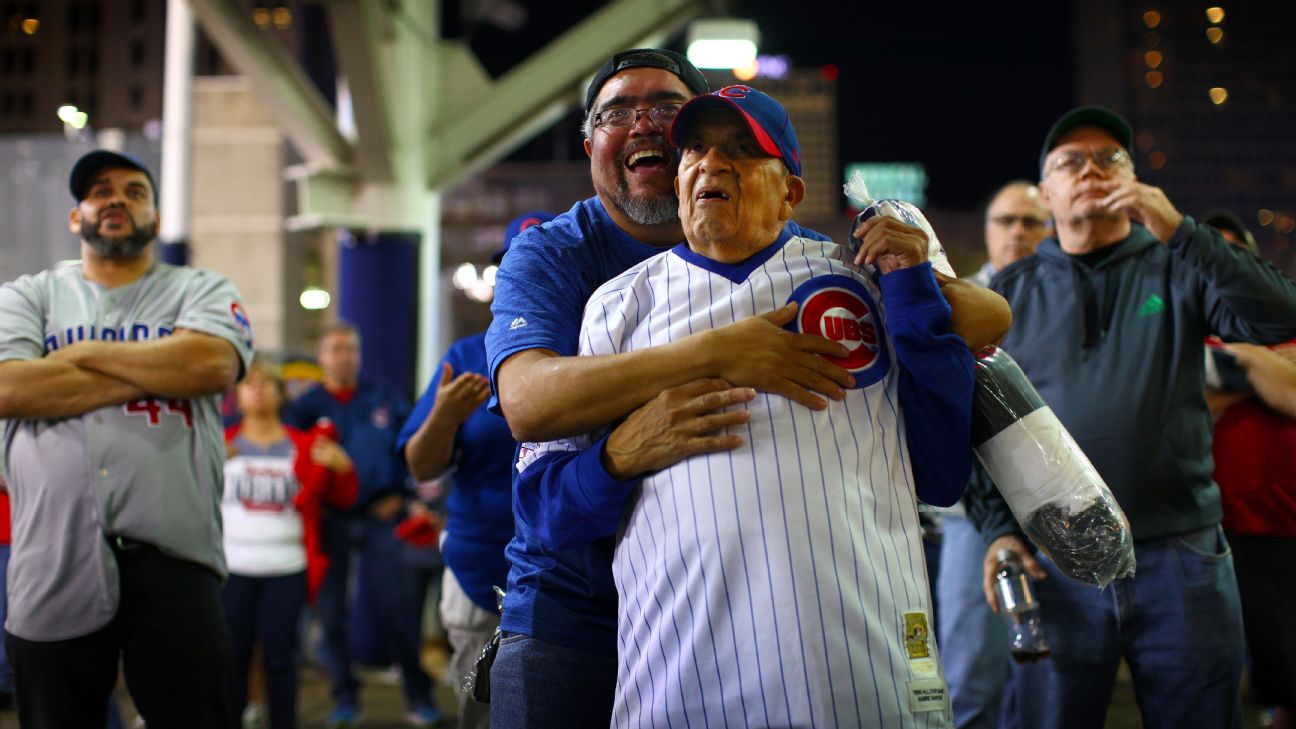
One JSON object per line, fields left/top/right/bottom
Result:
{"left": 494, "top": 211, "right": 555, "bottom": 263}
{"left": 1039, "top": 105, "right": 1134, "bottom": 175}
{"left": 668, "top": 84, "right": 801, "bottom": 176}
{"left": 69, "top": 149, "right": 158, "bottom": 204}
{"left": 585, "top": 48, "right": 709, "bottom": 113}
{"left": 1202, "top": 209, "right": 1259, "bottom": 253}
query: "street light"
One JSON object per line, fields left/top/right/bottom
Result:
{"left": 57, "top": 104, "right": 89, "bottom": 130}
{"left": 687, "top": 18, "right": 759, "bottom": 70}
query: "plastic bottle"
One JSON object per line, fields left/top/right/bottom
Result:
{"left": 994, "top": 548, "right": 1052, "bottom": 663}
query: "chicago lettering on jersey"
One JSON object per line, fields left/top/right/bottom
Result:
{"left": 44, "top": 322, "right": 174, "bottom": 353}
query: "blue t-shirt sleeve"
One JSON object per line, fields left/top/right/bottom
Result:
{"left": 880, "top": 262, "right": 975, "bottom": 506}
{"left": 485, "top": 226, "right": 589, "bottom": 394}
{"left": 514, "top": 434, "right": 639, "bottom": 551}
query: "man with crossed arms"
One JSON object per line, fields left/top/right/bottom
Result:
{"left": 0, "top": 150, "right": 251, "bottom": 728}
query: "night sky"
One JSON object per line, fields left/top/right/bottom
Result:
{"left": 449, "top": 0, "right": 1076, "bottom": 210}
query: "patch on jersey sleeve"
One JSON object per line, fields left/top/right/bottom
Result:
{"left": 515, "top": 440, "right": 579, "bottom": 474}
{"left": 785, "top": 274, "right": 891, "bottom": 389}
{"left": 230, "top": 301, "right": 255, "bottom": 346}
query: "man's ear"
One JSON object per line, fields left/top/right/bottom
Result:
{"left": 68, "top": 207, "right": 81, "bottom": 235}
{"left": 1037, "top": 178, "right": 1053, "bottom": 209}
{"left": 584, "top": 138, "right": 593, "bottom": 158}
{"left": 780, "top": 174, "right": 806, "bottom": 221}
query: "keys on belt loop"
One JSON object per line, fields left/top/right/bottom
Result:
{"left": 107, "top": 534, "right": 146, "bottom": 551}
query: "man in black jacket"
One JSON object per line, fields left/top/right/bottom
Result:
{"left": 967, "top": 106, "right": 1296, "bottom": 729}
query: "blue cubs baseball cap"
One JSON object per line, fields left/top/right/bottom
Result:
{"left": 495, "top": 211, "right": 555, "bottom": 263}
{"left": 69, "top": 149, "right": 158, "bottom": 204}
{"left": 585, "top": 48, "right": 709, "bottom": 114}
{"left": 1039, "top": 105, "right": 1133, "bottom": 176}
{"left": 668, "top": 84, "right": 802, "bottom": 176}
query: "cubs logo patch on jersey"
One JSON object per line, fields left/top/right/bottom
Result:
{"left": 231, "top": 301, "right": 255, "bottom": 347}
{"left": 785, "top": 274, "right": 890, "bottom": 388}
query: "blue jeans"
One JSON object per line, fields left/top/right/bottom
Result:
{"left": 1014, "top": 525, "right": 1244, "bottom": 729}
{"left": 317, "top": 513, "right": 433, "bottom": 711}
{"left": 489, "top": 633, "right": 616, "bottom": 729}
{"left": 937, "top": 514, "right": 1013, "bottom": 729}
{"left": 222, "top": 571, "right": 307, "bottom": 729}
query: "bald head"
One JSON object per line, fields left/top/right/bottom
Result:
{"left": 984, "top": 181, "right": 1050, "bottom": 272}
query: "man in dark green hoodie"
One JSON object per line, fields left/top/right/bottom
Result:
{"left": 967, "top": 106, "right": 1296, "bottom": 729}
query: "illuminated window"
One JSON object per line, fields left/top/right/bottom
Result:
{"left": 1143, "top": 10, "right": 1161, "bottom": 28}
{"left": 273, "top": 7, "right": 292, "bottom": 30}
{"left": 1209, "top": 87, "right": 1228, "bottom": 105}
{"left": 1258, "top": 209, "right": 1274, "bottom": 226}
{"left": 1144, "top": 50, "right": 1163, "bottom": 68}
{"left": 1206, "top": 27, "right": 1224, "bottom": 44}
{"left": 1145, "top": 71, "right": 1164, "bottom": 89}
{"left": 1206, "top": 7, "right": 1225, "bottom": 23}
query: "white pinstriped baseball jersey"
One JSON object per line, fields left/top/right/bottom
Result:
{"left": 521, "top": 233, "right": 952, "bottom": 728}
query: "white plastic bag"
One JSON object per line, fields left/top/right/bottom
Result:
{"left": 972, "top": 346, "right": 1136, "bottom": 588}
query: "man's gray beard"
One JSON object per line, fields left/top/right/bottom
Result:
{"left": 612, "top": 174, "right": 679, "bottom": 227}
{"left": 81, "top": 218, "right": 156, "bottom": 258}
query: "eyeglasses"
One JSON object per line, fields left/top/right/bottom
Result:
{"left": 593, "top": 102, "right": 683, "bottom": 130}
{"left": 989, "top": 214, "right": 1048, "bottom": 229}
{"left": 1046, "top": 147, "right": 1132, "bottom": 176}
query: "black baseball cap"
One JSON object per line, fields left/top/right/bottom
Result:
{"left": 1039, "top": 106, "right": 1133, "bottom": 176}
{"left": 585, "top": 49, "right": 709, "bottom": 113}
{"left": 69, "top": 149, "right": 157, "bottom": 204}
{"left": 1202, "top": 209, "right": 1259, "bottom": 253}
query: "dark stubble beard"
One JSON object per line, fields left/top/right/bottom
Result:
{"left": 81, "top": 215, "right": 157, "bottom": 258}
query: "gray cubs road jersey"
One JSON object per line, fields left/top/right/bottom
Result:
{"left": 0, "top": 262, "right": 254, "bottom": 641}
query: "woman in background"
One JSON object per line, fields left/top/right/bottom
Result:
{"left": 222, "top": 358, "right": 357, "bottom": 729}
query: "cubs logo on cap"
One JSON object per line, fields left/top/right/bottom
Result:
{"left": 785, "top": 275, "right": 890, "bottom": 388}
{"left": 669, "top": 84, "right": 802, "bottom": 176}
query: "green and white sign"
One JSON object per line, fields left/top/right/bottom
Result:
{"left": 844, "top": 163, "right": 929, "bottom": 207}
